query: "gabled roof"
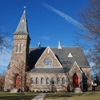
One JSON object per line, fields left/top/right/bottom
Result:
{"left": 14, "top": 10, "right": 28, "bottom": 34}
{"left": 35, "top": 46, "right": 62, "bottom": 68}
{"left": 28, "top": 47, "right": 89, "bottom": 71}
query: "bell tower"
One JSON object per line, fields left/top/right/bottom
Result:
{"left": 13, "top": 10, "right": 30, "bottom": 67}
{"left": 4, "top": 10, "right": 30, "bottom": 91}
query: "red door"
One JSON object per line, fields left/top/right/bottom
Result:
{"left": 15, "top": 75, "right": 20, "bottom": 88}
{"left": 73, "top": 73, "right": 79, "bottom": 88}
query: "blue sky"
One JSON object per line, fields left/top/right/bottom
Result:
{"left": 0, "top": 0, "right": 89, "bottom": 73}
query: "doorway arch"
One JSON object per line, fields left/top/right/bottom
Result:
{"left": 15, "top": 74, "right": 20, "bottom": 88}
{"left": 73, "top": 73, "right": 79, "bottom": 88}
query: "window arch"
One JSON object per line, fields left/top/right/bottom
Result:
{"left": 57, "top": 77, "right": 60, "bottom": 84}
{"left": 46, "top": 78, "right": 50, "bottom": 84}
{"left": 16, "top": 44, "right": 20, "bottom": 53}
{"left": 30, "top": 77, "right": 34, "bottom": 84}
{"left": 41, "top": 78, "right": 44, "bottom": 85}
{"left": 52, "top": 78, "right": 54, "bottom": 85}
{"left": 62, "top": 77, "right": 65, "bottom": 84}
{"left": 20, "top": 44, "right": 23, "bottom": 53}
{"left": 36, "top": 77, "right": 39, "bottom": 84}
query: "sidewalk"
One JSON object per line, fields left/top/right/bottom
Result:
{"left": 31, "top": 93, "right": 46, "bottom": 100}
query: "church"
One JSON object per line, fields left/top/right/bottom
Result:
{"left": 4, "top": 10, "right": 92, "bottom": 92}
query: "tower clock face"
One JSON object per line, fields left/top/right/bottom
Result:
{"left": 43, "top": 58, "right": 52, "bottom": 66}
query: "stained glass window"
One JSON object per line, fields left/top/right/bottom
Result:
{"left": 57, "top": 77, "right": 60, "bottom": 84}
{"left": 36, "top": 77, "right": 39, "bottom": 84}
{"left": 46, "top": 78, "right": 50, "bottom": 84}
{"left": 43, "top": 58, "right": 52, "bottom": 66}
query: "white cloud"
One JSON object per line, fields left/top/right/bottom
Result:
{"left": 40, "top": 36, "right": 50, "bottom": 40}
{"left": 43, "top": 3, "right": 87, "bottom": 31}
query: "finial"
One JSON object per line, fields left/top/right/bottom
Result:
{"left": 24, "top": 6, "right": 26, "bottom": 9}
{"left": 23, "top": 6, "right": 26, "bottom": 13}
{"left": 58, "top": 41, "right": 62, "bottom": 49}
{"left": 38, "top": 41, "right": 41, "bottom": 49}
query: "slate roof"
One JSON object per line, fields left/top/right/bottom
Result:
{"left": 28, "top": 47, "right": 89, "bottom": 72}
{"left": 14, "top": 10, "right": 28, "bottom": 34}
{"left": 30, "top": 68, "right": 70, "bottom": 73}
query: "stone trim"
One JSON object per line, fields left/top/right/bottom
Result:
{"left": 35, "top": 46, "right": 62, "bottom": 68}
{"left": 69, "top": 62, "right": 82, "bottom": 73}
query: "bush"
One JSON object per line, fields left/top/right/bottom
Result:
{"left": 24, "top": 86, "right": 29, "bottom": 92}
{"left": 31, "top": 90, "right": 34, "bottom": 92}
{"left": 67, "top": 85, "right": 71, "bottom": 92}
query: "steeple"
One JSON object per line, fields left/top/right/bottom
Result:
{"left": 58, "top": 41, "right": 62, "bottom": 49}
{"left": 14, "top": 10, "right": 28, "bottom": 34}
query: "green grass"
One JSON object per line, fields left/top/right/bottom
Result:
{"left": 0, "top": 91, "right": 100, "bottom": 100}
{"left": 0, "top": 91, "right": 38, "bottom": 100}
{"left": 44, "top": 92, "right": 100, "bottom": 100}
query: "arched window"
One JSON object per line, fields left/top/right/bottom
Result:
{"left": 57, "top": 77, "right": 60, "bottom": 84}
{"left": 36, "top": 77, "right": 39, "bottom": 84}
{"left": 52, "top": 78, "right": 54, "bottom": 85}
{"left": 46, "top": 78, "right": 50, "bottom": 84}
{"left": 41, "top": 78, "right": 44, "bottom": 85}
{"left": 19, "top": 44, "right": 21, "bottom": 53}
{"left": 62, "top": 77, "right": 65, "bottom": 84}
{"left": 20, "top": 44, "right": 23, "bottom": 53}
{"left": 30, "top": 77, "right": 34, "bottom": 84}
{"left": 16, "top": 44, "right": 20, "bottom": 53}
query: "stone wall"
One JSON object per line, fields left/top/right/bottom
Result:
{"left": 35, "top": 47, "right": 62, "bottom": 68}
{"left": 26, "top": 73, "right": 68, "bottom": 92}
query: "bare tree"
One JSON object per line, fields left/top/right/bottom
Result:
{"left": 4, "top": 60, "right": 26, "bottom": 92}
{"left": 75, "top": 0, "right": 100, "bottom": 75}
{"left": 0, "top": 23, "right": 11, "bottom": 51}
{"left": 0, "top": 73, "right": 5, "bottom": 90}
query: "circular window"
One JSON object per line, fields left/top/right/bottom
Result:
{"left": 43, "top": 58, "right": 52, "bottom": 66}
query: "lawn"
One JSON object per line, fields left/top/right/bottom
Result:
{"left": 0, "top": 91, "right": 38, "bottom": 100}
{"left": 44, "top": 92, "right": 100, "bottom": 100}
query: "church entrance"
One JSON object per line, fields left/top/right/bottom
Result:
{"left": 15, "top": 75, "right": 20, "bottom": 88}
{"left": 73, "top": 73, "right": 79, "bottom": 88}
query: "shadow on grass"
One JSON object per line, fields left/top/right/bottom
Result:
{"left": 0, "top": 92, "right": 38, "bottom": 100}
{"left": 45, "top": 92, "right": 97, "bottom": 99}
{"left": 0, "top": 96, "right": 34, "bottom": 100}
{"left": 45, "top": 92, "right": 73, "bottom": 98}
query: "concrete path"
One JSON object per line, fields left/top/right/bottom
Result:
{"left": 31, "top": 93, "right": 46, "bottom": 100}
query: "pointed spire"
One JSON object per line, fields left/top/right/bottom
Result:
{"left": 14, "top": 9, "right": 28, "bottom": 34}
{"left": 58, "top": 41, "right": 62, "bottom": 49}
{"left": 38, "top": 41, "right": 41, "bottom": 49}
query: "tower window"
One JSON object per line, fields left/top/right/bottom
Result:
{"left": 16, "top": 44, "right": 20, "bottom": 53}
{"left": 19, "top": 44, "right": 21, "bottom": 53}
{"left": 20, "top": 44, "right": 23, "bottom": 53}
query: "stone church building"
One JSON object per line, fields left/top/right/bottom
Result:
{"left": 4, "top": 10, "right": 92, "bottom": 92}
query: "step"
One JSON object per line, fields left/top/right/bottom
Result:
{"left": 10, "top": 88, "right": 18, "bottom": 93}
{"left": 74, "top": 87, "right": 83, "bottom": 93}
